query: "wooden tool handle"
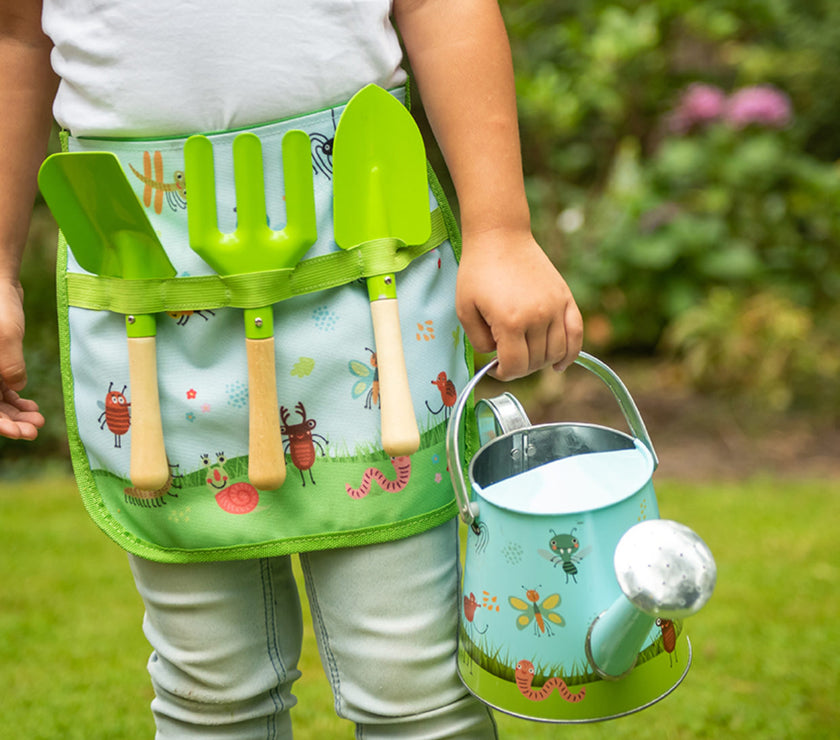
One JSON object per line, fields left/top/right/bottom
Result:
{"left": 246, "top": 337, "right": 286, "bottom": 490}
{"left": 127, "top": 336, "right": 170, "bottom": 490}
{"left": 370, "top": 299, "right": 420, "bottom": 456}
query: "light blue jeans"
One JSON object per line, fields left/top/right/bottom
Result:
{"left": 128, "top": 520, "right": 498, "bottom": 738}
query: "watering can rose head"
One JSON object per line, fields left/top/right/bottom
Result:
{"left": 614, "top": 519, "right": 716, "bottom": 618}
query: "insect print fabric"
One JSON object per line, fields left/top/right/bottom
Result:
{"left": 345, "top": 456, "right": 411, "bottom": 499}
{"left": 129, "top": 150, "right": 186, "bottom": 213}
{"left": 426, "top": 370, "right": 456, "bottom": 419}
{"left": 98, "top": 382, "right": 130, "bottom": 447}
{"left": 280, "top": 402, "right": 327, "bottom": 486}
{"left": 349, "top": 348, "right": 379, "bottom": 409}
{"left": 309, "top": 108, "right": 336, "bottom": 178}
{"left": 57, "top": 92, "right": 471, "bottom": 563}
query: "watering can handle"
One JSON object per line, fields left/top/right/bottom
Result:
{"left": 446, "top": 351, "right": 659, "bottom": 529}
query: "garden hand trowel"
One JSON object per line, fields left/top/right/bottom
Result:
{"left": 333, "top": 84, "right": 431, "bottom": 456}
{"left": 38, "top": 152, "right": 175, "bottom": 490}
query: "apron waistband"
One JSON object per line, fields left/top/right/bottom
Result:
{"left": 63, "top": 209, "right": 449, "bottom": 313}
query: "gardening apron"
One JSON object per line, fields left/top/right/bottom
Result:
{"left": 57, "top": 89, "right": 472, "bottom": 563}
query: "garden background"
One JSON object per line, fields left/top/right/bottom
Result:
{"left": 2, "top": 1, "right": 839, "bottom": 737}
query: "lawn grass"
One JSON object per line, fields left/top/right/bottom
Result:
{"left": 1, "top": 471, "right": 838, "bottom": 738}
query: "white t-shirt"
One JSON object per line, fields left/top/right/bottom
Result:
{"left": 42, "top": 0, "right": 407, "bottom": 137}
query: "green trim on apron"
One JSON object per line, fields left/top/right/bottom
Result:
{"left": 56, "top": 91, "right": 478, "bottom": 563}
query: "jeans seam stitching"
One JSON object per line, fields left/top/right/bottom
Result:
{"left": 300, "top": 554, "right": 344, "bottom": 716}
{"left": 261, "top": 557, "right": 287, "bottom": 738}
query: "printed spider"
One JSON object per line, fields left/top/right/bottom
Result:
{"left": 310, "top": 109, "right": 337, "bottom": 178}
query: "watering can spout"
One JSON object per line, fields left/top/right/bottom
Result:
{"left": 586, "top": 519, "right": 717, "bottom": 680}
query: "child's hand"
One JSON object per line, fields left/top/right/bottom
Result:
{"left": 0, "top": 377, "right": 44, "bottom": 440}
{"left": 0, "top": 280, "right": 44, "bottom": 440}
{"left": 456, "top": 228, "right": 583, "bottom": 380}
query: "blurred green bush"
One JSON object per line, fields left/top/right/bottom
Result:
{"left": 505, "top": 0, "right": 840, "bottom": 413}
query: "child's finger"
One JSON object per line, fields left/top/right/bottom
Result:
{"left": 0, "top": 353, "right": 27, "bottom": 392}
{"left": 545, "top": 318, "right": 570, "bottom": 370}
{"left": 494, "top": 331, "right": 529, "bottom": 380}
{"left": 525, "top": 324, "right": 549, "bottom": 374}
{"left": 553, "top": 302, "right": 584, "bottom": 372}
{"left": 0, "top": 416, "right": 39, "bottom": 441}
{"left": 13, "top": 396, "right": 41, "bottom": 412}
{"left": 457, "top": 305, "right": 495, "bottom": 355}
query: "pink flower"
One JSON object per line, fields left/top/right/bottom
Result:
{"left": 724, "top": 85, "right": 792, "bottom": 129}
{"left": 668, "top": 83, "right": 726, "bottom": 133}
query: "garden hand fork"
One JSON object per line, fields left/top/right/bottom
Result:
{"left": 184, "top": 131, "right": 317, "bottom": 490}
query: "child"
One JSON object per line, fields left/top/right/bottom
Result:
{"left": 0, "top": 1, "right": 583, "bottom": 737}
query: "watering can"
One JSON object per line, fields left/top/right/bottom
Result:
{"left": 446, "top": 352, "right": 716, "bottom": 723}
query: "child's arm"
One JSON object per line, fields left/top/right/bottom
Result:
{"left": 0, "top": 1, "right": 56, "bottom": 438}
{"left": 394, "top": 0, "right": 583, "bottom": 380}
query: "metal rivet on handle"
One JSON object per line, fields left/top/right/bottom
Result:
{"left": 254, "top": 317, "right": 263, "bottom": 328}
{"left": 127, "top": 315, "right": 136, "bottom": 324}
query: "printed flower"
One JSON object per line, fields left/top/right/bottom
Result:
{"left": 185, "top": 412, "right": 196, "bottom": 423}
{"left": 431, "top": 454, "right": 440, "bottom": 465}
{"left": 435, "top": 472, "right": 443, "bottom": 483}
{"left": 201, "top": 403, "right": 211, "bottom": 413}
{"left": 667, "top": 83, "right": 726, "bottom": 133}
{"left": 724, "top": 85, "right": 792, "bottom": 129}
{"left": 186, "top": 388, "right": 197, "bottom": 400}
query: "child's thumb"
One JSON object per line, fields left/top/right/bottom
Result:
{"left": 0, "top": 341, "right": 28, "bottom": 392}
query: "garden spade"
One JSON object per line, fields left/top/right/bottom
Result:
{"left": 333, "top": 84, "right": 431, "bottom": 456}
{"left": 184, "top": 130, "right": 316, "bottom": 490}
{"left": 38, "top": 152, "right": 175, "bottom": 491}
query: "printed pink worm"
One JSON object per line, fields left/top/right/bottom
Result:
{"left": 514, "top": 660, "right": 586, "bottom": 703}
{"left": 345, "top": 456, "right": 412, "bottom": 499}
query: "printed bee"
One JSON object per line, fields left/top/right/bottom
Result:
{"left": 539, "top": 528, "right": 592, "bottom": 584}
{"left": 98, "top": 382, "right": 130, "bottom": 447}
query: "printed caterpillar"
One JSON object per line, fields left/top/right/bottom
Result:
{"left": 514, "top": 660, "right": 586, "bottom": 703}
{"left": 123, "top": 467, "right": 180, "bottom": 508}
{"left": 345, "top": 456, "right": 412, "bottom": 499}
